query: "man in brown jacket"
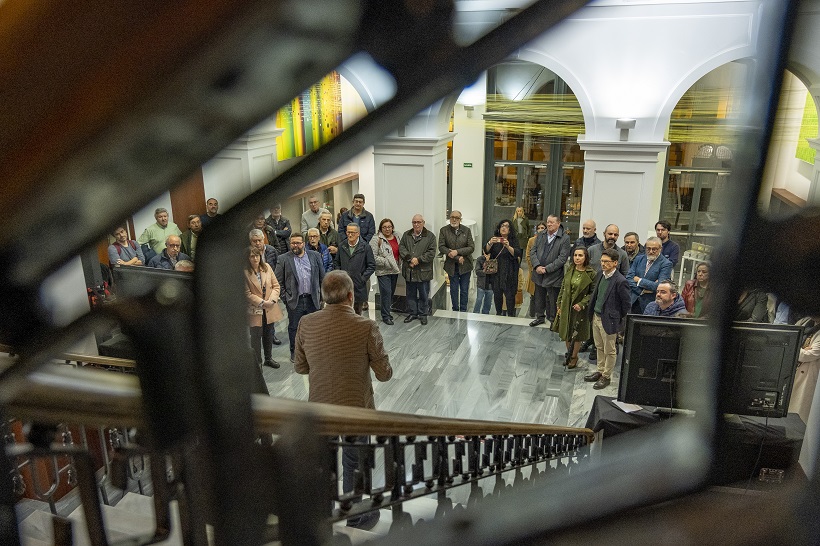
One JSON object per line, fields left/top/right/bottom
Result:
{"left": 293, "top": 270, "right": 392, "bottom": 529}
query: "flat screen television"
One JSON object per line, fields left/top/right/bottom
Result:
{"left": 618, "top": 315, "right": 802, "bottom": 418}
{"left": 111, "top": 265, "right": 193, "bottom": 298}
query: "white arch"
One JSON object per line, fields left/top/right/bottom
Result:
{"left": 654, "top": 44, "right": 757, "bottom": 142}
{"left": 512, "top": 49, "right": 594, "bottom": 138}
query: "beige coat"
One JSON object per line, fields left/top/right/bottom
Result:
{"left": 244, "top": 266, "right": 283, "bottom": 327}
{"left": 525, "top": 235, "right": 536, "bottom": 296}
{"left": 293, "top": 304, "right": 392, "bottom": 409}
{"left": 789, "top": 317, "right": 820, "bottom": 423}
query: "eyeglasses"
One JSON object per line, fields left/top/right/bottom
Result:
{"left": 412, "top": 220, "right": 424, "bottom": 224}
{"left": 600, "top": 259, "right": 615, "bottom": 265}
{"left": 167, "top": 243, "right": 181, "bottom": 248}
{"left": 646, "top": 246, "right": 661, "bottom": 252}
{"left": 450, "top": 216, "right": 461, "bottom": 220}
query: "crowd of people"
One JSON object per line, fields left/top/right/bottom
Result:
{"left": 108, "top": 199, "right": 819, "bottom": 424}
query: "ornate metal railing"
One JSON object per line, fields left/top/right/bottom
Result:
{"left": 5, "top": 363, "right": 592, "bottom": 544}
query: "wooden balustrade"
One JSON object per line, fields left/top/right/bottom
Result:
{"left": 6, "top": 364, "right": 594, "bottom": 441}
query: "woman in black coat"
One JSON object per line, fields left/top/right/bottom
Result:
{"left": 484, "top": 219, "right": 523, "bottom": 316}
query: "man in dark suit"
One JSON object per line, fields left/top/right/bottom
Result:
{"left": 529, "top": 215, "right": 571, "bottom": 326}
{"left": 274, "top": 232, "right": 325, "bottom": 363}
{"left": 626, "top": 236, "right": 672, "bottom": 314}
{"left": 334, "top": 223, "right": 376, "bottom": 315}
{"left": 585, "top": 248, "right": 631, "bottom": 390}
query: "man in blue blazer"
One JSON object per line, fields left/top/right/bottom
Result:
{"left": 585, "top": 248, "right": 632, "bottom": 389}
{"left": 626, "top": 237, "right": 672, "bottom": 314}
{"left": 275, "top": 232, "right": 326, "bottom": 362}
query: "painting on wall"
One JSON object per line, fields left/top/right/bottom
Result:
{"left": 276, "top": 71, "right": 343, "bottom": 160}
{"left": 796, "top": 93, "right": 818, "bottom": 164}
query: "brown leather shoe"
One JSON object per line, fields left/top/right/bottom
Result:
{"left": 593, "top": 376, "right": 611, "bottom": 389}
{"left": 584, "top": 371, "right": 602, "bottom": 382}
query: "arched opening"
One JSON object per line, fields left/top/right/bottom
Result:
{"left": 661, "top": 61, "right": 749, "bottom": 274}
{"left": 482, "top": 60, "right": 585, "bottom": 241}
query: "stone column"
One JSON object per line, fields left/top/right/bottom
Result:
{"left": 577, "top": 138, "right": 670, "bottom": 238}
{"left": 372, "top": 133, "right": 455, "bottom": 234}
{"left": 372, "top": 133, "right": 455, "bottom": 308}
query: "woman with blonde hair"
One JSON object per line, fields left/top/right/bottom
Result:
{"left": 245, "top": 246, "right": 284, "bottom": 368}
{"left": 512, "top": 206, "right": 530, "bottom": 252}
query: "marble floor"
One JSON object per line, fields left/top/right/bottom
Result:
{"left": 261, "top": 283, "right": 622, "bottom": 429}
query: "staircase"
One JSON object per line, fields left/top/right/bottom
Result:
{"left": 5, "top": 362, "right": 591, "bottom": 545}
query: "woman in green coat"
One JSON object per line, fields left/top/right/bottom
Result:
{"left": 552, "top": 246, "right": 596, "bottom": 369}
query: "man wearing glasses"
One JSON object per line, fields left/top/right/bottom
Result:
{"left": 584, "top": 248, "right": 631, "bottom": 390}
{"left": 147, "top": 235, "right": 190, "bottom": 269}
{"left": 626, "top": 236, "right": 672, "bottom": 313}
{"left": 439, "top": 210, "right": 475, "bottom": 312}
{"left": 275, "top": 233, "right": 325, "bottom": 363}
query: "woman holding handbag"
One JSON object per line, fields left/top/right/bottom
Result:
{"left": 370, "top": 218, "right": 401, "bottom": 325}
{"left": 484, "top": 219, "right": 523, "bottom": 316}
{"left": 245, "top": 246, "right": 284, "bottom": 368}
{"left": 552, "top": 246, "right": 596, "bottom": 369}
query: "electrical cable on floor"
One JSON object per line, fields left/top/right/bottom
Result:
{"left": 743, "top": 413, "right": 770, "bottom": 495}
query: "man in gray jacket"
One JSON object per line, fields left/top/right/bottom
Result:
{"left": 399, "top": 214, "right": 437, "bottom": 325}
{"left": 439, "top": 210, "right": 475, "bottom": 312}
{"left": 529, "top": 215, "right": 571, "bottom": 326}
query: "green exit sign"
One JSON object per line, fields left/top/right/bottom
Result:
{"left": 463, "top": 162, "right": 473, "bottom": 168}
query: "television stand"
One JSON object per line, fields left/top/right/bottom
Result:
{"left": 652, "top": 407, "right": 696, "bottom": 417}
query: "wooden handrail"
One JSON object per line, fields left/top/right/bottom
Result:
{"left": 0, "top": 344, "right": 136, "bottom": 370}
{"left": 7, "top": 365, "right": 594, "bottom": 441}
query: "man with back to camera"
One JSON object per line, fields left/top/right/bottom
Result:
{"left": 180, "top": 214, "right": 202, "bottom": 260}
{"left": 293, "top": 270, "right": 392, "bottom": 529}
{"left": 622, "top": 232, "right": 645, "bottom": 266}
{"left": 274, "top": 232, "right": 325, "bottom": 363}
{"left": 439, "top": 210, "right": 475, "bottom": 312}
{"left": 300, "top": 195, "right": 331, "bottom": 236}
{"left": 584, "top": 248, "right": 631, "bottom": 390}
{"left": 138, "top": 207, "right": 182, "bottom": 255}
{"left": 148, "top": 235, "right": 190, "bottom": 269}
{"left": 655, "top": 220, "right": 680, "bottom": 268}
{"left": 529, "top": 215, "right": 571, "bottom": 326}
{"left": 626, "top": 236, "right": 672, "bottom": 313}
{"left": 643, "top": 279, "right": 687, "bottom": 317}
{"left": 199, "top": 197, "right": 221, "bottom": 229}
{"left": 108, "top": 226, "right": 145, "bottom": 267}
{"left": 333, "top": 224, "right": 376, "bottom": 316}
